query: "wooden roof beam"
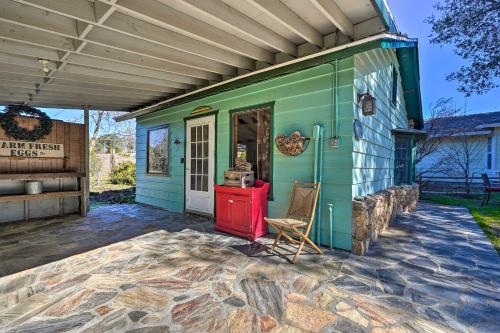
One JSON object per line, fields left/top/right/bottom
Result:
{"left": 0, "top": 51, "right": 194, "bottom": 90}
{"left": 310, "top": 0, "right": 354, "bottom": 38}
{"left": 10, "top": 0, "right": 236, "bottom": 75}
{"left": 169, "top": 0, "right": 297, "bottom": 56}
{"left": 248, "top": 0, "right": 324, "bottom": 48}
{"left": 109, "top": 0, "right": 274, "bottom": 63}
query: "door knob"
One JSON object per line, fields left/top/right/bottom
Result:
{"left": 228, "top": 199, "right": 234, "bottom": 203}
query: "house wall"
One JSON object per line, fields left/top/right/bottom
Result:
{"left": 418, "top": 135, "right": 491, "bottom": 180}
{"left": 136, "top": 60, "right": 355, "bottom": 250}
{"left": 352, "top": 48, "right": 408, "bottom": 198}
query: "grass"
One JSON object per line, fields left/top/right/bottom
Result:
{"left": 422, "top": 193, "right": 500, "bottom": 255}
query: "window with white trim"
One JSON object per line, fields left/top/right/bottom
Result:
{"left": 487, "top": 136, "right": 492, "bottom": 170}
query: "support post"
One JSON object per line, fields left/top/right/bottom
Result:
{"left": 83, "top": 106, "right": 90, "bottom": 212}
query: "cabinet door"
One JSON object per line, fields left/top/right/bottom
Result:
{"left": 230, "top": 195, "right": 251, "bottom": 232}
{"left": 216, "top": 193, "right": 232, "bottom": 227}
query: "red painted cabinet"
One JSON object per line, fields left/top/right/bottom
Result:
{"left": 214, "top": 180, "right": 269, "bottom": 241}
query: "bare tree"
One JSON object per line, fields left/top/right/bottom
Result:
{"left": 89, "top": 111, "right": 106, "bottom": 186}
{"left": 416, "top": 98, "right": 459, "bottom": 184}
{"left": 88, "top": 111, "right": 136, "bottom": 186}
{"left": 440, "top": 128, "right": 484, "bottom": 196}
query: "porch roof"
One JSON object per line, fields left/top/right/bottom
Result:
{"left": 0, "top": 0, "right": 396, "bottom": 112}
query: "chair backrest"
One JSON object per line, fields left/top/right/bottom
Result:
{"left": 286, "top": 181, "right": 321, "bottom": 231}
{"left": 482, "top": 173, "right": 491, "bottom": 187}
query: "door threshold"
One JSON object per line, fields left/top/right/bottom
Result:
{"left": 184, "top": 210, "right": 214, "bottom": 220}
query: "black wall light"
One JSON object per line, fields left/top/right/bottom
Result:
{"left": 357, "top": 92, "right": 376, "bottom": 116}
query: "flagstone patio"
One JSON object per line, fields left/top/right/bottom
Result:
{"left": 0, "top": 202, "right": 498, "bottom": 333}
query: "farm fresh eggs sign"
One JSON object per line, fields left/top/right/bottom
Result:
{"left": 0, "top": 140, "right": 64, "bottom": 158}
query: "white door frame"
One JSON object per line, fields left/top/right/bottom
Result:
{"left": 185, "top": 114, "right": 216, "bottom": 215}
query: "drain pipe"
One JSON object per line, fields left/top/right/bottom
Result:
{"left": 324, "top": 61, "right": 340, "bottom": 248}
{"left": 326, "top": 61, "right": 340, "bottom": 148}
{"left": 312, "top": 125, "right": 324, "bottom": 245}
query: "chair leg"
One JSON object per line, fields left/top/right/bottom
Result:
{"left": 292, "top": 239, "right": 306, "bottom": 263}
{"left": 271, "top": 230, "right": 283, "bottom": 253}
{"left": 481, "top": 191, "right": 487, "bottom": 207}
{"left": 282, "top": 232, "right": 299, "bottom": 244}
{"left": 486, "top": 191, "right": 491, "bottom": 206}
{"left": 304, "top": 237, "right": 323, "bottom": 254}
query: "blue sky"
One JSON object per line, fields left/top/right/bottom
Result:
{"left": 387, "top": 0, "right": 499, "bottom": 117}
{"left": 6, "top": 0, "right": 500, "bottom": 122}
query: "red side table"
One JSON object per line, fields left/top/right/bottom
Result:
{"left": 214, "top": 180, "right": 270, "bottom": 241}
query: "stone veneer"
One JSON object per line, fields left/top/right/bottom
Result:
{"left": 352, "top": 184, "right": 419, "bottom": 255}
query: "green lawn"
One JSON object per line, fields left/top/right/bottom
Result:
{"left": 423, "top": 193, "right": 500, "bottom": 255}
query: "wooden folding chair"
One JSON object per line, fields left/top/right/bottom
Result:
{"left": 265, "top": 181, "right": 322, "bottom": 263}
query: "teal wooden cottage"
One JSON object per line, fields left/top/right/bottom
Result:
{"left": 118, "top": 0, "right": 424, "bottom": 253}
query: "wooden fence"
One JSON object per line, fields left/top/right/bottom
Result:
{"left": 418, "top": 175, "right": 499, "bottom": 195}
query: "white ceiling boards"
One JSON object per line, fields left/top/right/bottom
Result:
{"left": 0, "top": 0, "right": 391, "bottom": 112}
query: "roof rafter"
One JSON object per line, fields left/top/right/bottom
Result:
{"left": 10, "top": 0, "right": 237, "bottom": 74}
{"left": 310, "top": 0, "right": 354, "bottom": 38}
{"left": 247, "top": 0, "right": 324, "bottom": 48}
{"left": 169, "top": 0, "right": 297, "bottom": 56}
{"left": 109, "top": 0, "right": 274, "bottom": 63}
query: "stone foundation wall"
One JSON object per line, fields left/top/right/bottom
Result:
{"left": 352, "top": 184, "right": 419, "bottom": 255}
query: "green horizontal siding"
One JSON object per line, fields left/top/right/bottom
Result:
{"left": 137, "top": 60, "right": 354, "bottom": 250}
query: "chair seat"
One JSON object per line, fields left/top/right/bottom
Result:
{"left": 486, "top": 187, "right": 500, "bottom": 192}
{"left": 265, "top": 217, "right": 307, "bottom": 228}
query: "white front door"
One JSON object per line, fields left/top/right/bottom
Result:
{"left": 185, "top": 115, "right": 215, "bottom": 215}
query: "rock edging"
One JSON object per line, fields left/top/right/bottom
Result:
{"left": 352, "top": 184, "right": 419, "bottom": 255}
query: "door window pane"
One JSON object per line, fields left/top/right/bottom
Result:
{"left": 191, "top": 127, "right": 196, "bottom": 142}
{"left": 196, "top": 126, "right": 202, "bottom": 141}
{"left": 202, "top": 124, "right": 209, "bottom": 141}
{"left": 191, "top": 175, "right": 196, "bottom": 190}
{"left": 189, "top": 124, "right": 210, "bottom": 193}
{"left": 196, "top": 175, "right": 202, "bottom": 191}
{"left": 147, "top": 127, "right": 168, "bottom": 174}
{"left": 202, "top": 176, "right": 208, "bottom": 192}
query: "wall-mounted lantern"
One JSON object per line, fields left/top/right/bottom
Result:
{"left": 357, "top": 92, "right": 376, "bottom": 116}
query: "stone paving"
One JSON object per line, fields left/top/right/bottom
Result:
{"left": 0, "top": 202, "right": 498, "bottom": 333}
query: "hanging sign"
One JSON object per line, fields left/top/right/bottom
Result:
{"left": 0, "top": 140, "right": 64, "bottom": 158}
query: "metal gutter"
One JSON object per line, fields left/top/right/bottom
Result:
{"left": 391, "top": 128, "right": 427, "bottom": 138}
{"left": 116, "top": 33, "right": 415, "bottom": 122}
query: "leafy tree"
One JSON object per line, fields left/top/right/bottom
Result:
{"left": 426, "top": 0, "right": 500, "bottom": 95}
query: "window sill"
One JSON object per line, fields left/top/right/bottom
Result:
{"left": 146, "top": 173, "right": 169, "bottom": 178}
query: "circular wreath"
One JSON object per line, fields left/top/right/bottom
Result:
{"left": 0, "top": 104, "right": 52, "bottom": 141}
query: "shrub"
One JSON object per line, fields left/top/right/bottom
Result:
{"left": 109, "top": 161, "right": 136, "bottom": 186}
